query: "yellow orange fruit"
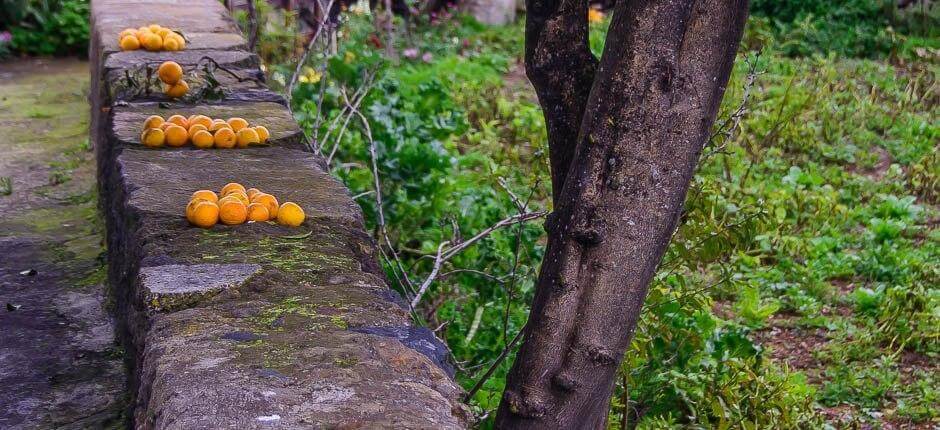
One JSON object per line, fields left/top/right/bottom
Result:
{"left": 147, "top": 24, "right": 162, "bottom": 32}
{"left": 119, "top": 28, "right": 137, "bottom": 39}
{"left": 251, "top": 193, "right": 279, "bottom": 219}
{"left": 157, "top": 61, "right": 183, "bottom": 85}
{"left": 236, "top": 127, "right": 260, "bottom": 148}
{"left": 214, "top": 128, "right": 236, "bottom": 148}
{"left": 186, "top": 198, "right": 209, "bottom": 218}
{"left": 143, "top": 115, "right": 164, "bottom": 130}
{"left": 226, "top": 117, "right": 249, "bottom": 132}
{"left": 229, "top": 192, "right": 251, "bottom": 205}
{"left": 164, "top": 125, "right": 189, "bottom": 147}
{"left": 276, "top": 202, "right": 305, "bottom": 227}
{"left": 135, "top": 29, "right": 151, "bottom": 44}
{"left": 209, "top": 120, "right": 231, "bottom": 133}
{"left": 191, "top": 130, "right": 214, "bottom": 148}
{"left": 246, "top": 188, "right": 261, "bottom": 200}
{"left": 220, "top": 182, "right": 246, "bottom": 196}
{"left": 156, "top": 28, "right": 171, "bottom": 39}
{"left": 219, "top": 200, "right": 248, "bottom": 225}
{"left": 119, "top": 35, "right": 141, "bottom": 51}
{"left": 164, "top": 80, "right": 189, "bottom": 98}
{"left": 187, "top": 124, "right": 208, "bottom": 139}
{"left": 140, "top": 128, "right": 165, "bottom": 148}
{"left": 167, "top": 114, "right": 189, "bottom": 129}
{"left": 190, "top": 189, "right": 219, "bottom": 203}
{"left": 168, "top": 33, "right": 185, "bottom": 50}
{"left": 188, "top": 201, "right": 220, "bottom": 228}
{"left": 188, "top": 115, "right": 212, "bottom": 130}
{"left": 163, "top": 37, "right": 180, "bottom": 51}
{"left": 253, "top": 126, "right": 270, "bottom": 143}
{"left": 142, "top": 32, "right": 163, "bottom": 51}
{"left": 246, "top": 203, "right": 270, "bottom": 222}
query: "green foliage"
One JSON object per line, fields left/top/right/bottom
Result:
{"left": 745, "top": 0, "right": 938, "bottom": 57}
{"left": 2, "top": 0, "right": 89, "bottom": 56}
{"left": 269, "top": 6, "right": 938, "bottom": 428}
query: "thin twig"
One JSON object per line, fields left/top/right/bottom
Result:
{"left": 411, "top": 240, "right": 451, "bottom": 308}
{"left": 286, "top": 0, "right": 336, "bottom": 106}
{"left": 463, "top": 322, "right": 527, "bottom": 402}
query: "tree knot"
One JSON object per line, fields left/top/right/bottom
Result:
{"left": 502, "top": 389, "right": 547, "bottom": 418}
{"left": 551, "top": 372, "right": 580, "bottom": 392}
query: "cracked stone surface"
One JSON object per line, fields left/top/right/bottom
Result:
{"left": 139, "top": 263, "right": 262, "bottom": 312}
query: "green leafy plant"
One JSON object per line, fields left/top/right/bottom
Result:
{"left": 4, "top": 0, "right": 89, "bottom": 56}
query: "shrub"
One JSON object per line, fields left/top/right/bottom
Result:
{"left": 1, "top": 0, "right": 90, "bottom": 56}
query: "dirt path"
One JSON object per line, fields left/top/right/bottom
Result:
{"left": 0, "top": 59, "right": 125, "bottom": 429}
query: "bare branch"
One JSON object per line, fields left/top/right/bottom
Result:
{"left": 410, "top": 240, "right": 451, "bottom": 308}
{"left": 286, "top": 0, "right": 336, "bottom": 106}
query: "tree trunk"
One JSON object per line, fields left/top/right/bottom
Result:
{"left": 496, "top": 0, "right": 749, "bottom": 428}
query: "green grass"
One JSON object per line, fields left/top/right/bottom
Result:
{"left": 258, "top": 6, "right": 939, "bottom": 427}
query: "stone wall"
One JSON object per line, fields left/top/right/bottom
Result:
{"left": 89, "top": 1, "right": 469, "bottom": 428}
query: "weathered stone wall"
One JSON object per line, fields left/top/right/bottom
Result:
{"left": 89, "top": 1, "right": 469, "bottom": 428}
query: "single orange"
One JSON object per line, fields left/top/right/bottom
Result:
{"left": 219, "top": 200, "right": 248, "bottom": 225}
{"left": 167, "top": 114, "right": 189, "bottom": 129}
{"left": 191, "top": 130, "right": 214, "bottom": 149}
{"left": 164, "top": 80, "right": 189, "bottom": 99}
{"left": 157, "top": 61, "right": 183, "bottom": 85}
{"left": 253, "top": 126, "right": 270, "bottom": 143}
{"left": 188, "top": 201, "right": 219, "bottom": 228}
{"left": 143, "top": 115, "right": 164, "bottom": 130}
{"left": 246, "top": 203, "right": 270, "bottom": 222}
{"left": 236, "top": 127, "right": 260, "bottom": 148}
{"left": 220, "top": 182, "right": 246, "bottom": 196}
{"left": 164, "top": 125, "right": 189, "bottom": 147}
{"left": 140, "top": 128, "right": 165, "bottom": 148}
{"left": 190, "top": 189, "right": 219, "bottom": 203}
{"left": 214, "top": 128, "right": 236, "bottom": 148}
{"left": 276, "top": 202, "right": 305, "bottom": 227}
{"left": 226, "top": 117, "right": 249, "bottom": 132}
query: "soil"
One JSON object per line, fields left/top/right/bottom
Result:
{"left": 0, "top": 59, "right": 126, "bottom": 429}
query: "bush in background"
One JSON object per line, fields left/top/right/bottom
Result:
{"left": 1, "top": 0, "right": 90, "bottom": 56}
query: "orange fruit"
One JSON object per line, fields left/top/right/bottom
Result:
{"left": 226, "top": 192, "right": 250, "bottom": 206}
{"left": 251, "top": 193, "right": 279, "bottom": 219}
{"left": 163, "top": 37, "right": 180, "bottom": 51}
{"left": 119, "top": 28, "right": 137, "bottom": 39}
{"left": 169, "top": 33, "right": 185, "bottom": 50}
{"left": 167, "top": 114, "right": 188, "bottom": 129}
{"left": 143, "top": 115, "right": 164, "bottom": 130}
{"left": 157, "top": 61, "right": 183, "bottom": 85}
{"left": 164, "top": 80, "right": 189, "bottom": 98}
{"left": 219, "top": 200, "right": 248, "bottom": 225}
{"left": 188, "top": 115, "right": 212, "bottom": 130}
{"left": 142, "top": 32, "right": 163, "bottom": 51}
{"left": 186, "top": 198, "right": 210, "bottom": 218}
{"left": 187, "top": 123, "right": 208, "bottom": 138}
{"left": 135, "top": 29, "right": 151, "bottom": 44}
{"left": 226, "top": 117, "right": 249, "bottom": 132}
{"left": 147, "top": 24, "right": 162, "bottom": 32}
{"left": 140, "top": 128, "right": 165, "bottom": 148}
{"left": 214, "top": 128, "right": 236, "bottom": 148}
{"left": 220, "top": 182, "right": 246, "bottom": 196}
{"left": 253, "top": 126, "right": 270, "bottom": 143}
{"left": 119, "top": 35, "right": 141, "bottom": 51}
{"left": 246, "top": 188, "right": 261, "bottom": 200}
{"left": 246, "top": 203, "right": 270, "bottom": 222}
{"left": 209, "top": 120, "right": 231, "bottom": 133}
{"left": 236, "top": 127, "right": 260, "bottom": 148}
{"left": 276, "top": 202, "right": 305, "bottom": 227}
{"left": 190, "top": 189, "right": 219, "bottom": 203}
{"left": 164, "top": 125, "right": 189, "bottom": 147}
{"left": 188, "top": 201, "right": 219, "bottom": 228}
{"left": 191, "top": 130, "right": 214, "bottom": 148}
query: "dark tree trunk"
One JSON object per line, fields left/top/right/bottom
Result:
{"left": 496, "top": 0, "right": 749, "bottom": 428}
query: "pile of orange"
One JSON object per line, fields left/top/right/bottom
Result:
{"left": 157, "top": 61, "right": 188, "bottom": 99}
{"left": 186, "top": 183, "right": 306, "bottom": 228}
{"left": 140, "top": 114, "right": 270, "bottom": 149}
{"left": 118, "top": 24, "right": 186, "bottom": 51}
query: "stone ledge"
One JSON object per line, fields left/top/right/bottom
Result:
{"left": 90, "top": 0, "right": 470, "bottom": 428}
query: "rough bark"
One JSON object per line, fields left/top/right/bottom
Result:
{"left": 496, "top": 0, "right": 749, "bottom": 428}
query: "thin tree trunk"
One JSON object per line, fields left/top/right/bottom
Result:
{"left": 496, "top": 0, "right": 749, "bottom": 428}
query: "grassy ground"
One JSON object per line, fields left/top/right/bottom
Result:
{"left": 251, "top": 7, "right": 938, "bottom": 427}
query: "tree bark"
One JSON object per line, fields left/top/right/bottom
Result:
{"left": 496, "top": 0, "right": 749, "bottom": 428}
